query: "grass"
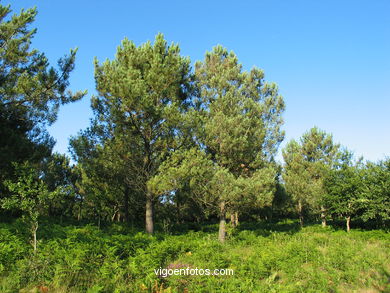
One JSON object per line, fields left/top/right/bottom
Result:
{"left": 0, "top": 219, "right": 389, "bottom": 292}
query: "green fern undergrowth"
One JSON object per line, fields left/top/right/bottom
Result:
{"left": 0, "top": 219, "right": 388, "bottom": 293}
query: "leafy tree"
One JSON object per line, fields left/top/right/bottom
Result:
{"left": 324, "top": 151, "right": 365, "bottom": 232}
{"left": 41, "top": 153, "right": 78, "bottom": 220}
{"left": 1, "top": 163, "right": 55, "bottom": 252}
{"left": 0, "top": 3, "right": 85, "bottom": 193}
{"left": 360, "top": 159, "right": 390, "bottom": 226}
{"left": 70, "top": 129, "right": 145, "bottom": 225}
{"left": 283, "top": 127, "right": 340, "bottom": 226}
{"left": 73, "top": 34, "right": 192, "bottom": 233}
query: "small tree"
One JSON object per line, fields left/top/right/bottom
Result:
{"left": 360, "top": 159, "right": 390, "bottom": 226}
{"left": 325, "top": 152, "right": 365, "bottom": 232}
{"left": 42, "top": 153, "right": 77, "bottom": 220}
{"left": 1, "top": 162, "right": 56, "bottom": 252}
{"left": 282, "top": 140, "right": 315, "bottom": 226}
{"left": 283, "top": 127, "right": 339, "bottom": 227}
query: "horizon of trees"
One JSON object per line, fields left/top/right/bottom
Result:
{"left": 0, "top": 4, "right": 388, "bottom": 248}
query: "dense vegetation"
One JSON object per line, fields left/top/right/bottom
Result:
{"left": 0, "top": 219, "right": 389, "bottom": 292}
{"left": 0, "top": 3, "right": 389, "bottom": 292}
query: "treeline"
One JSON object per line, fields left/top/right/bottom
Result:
{"left": 0, "top": 4, "right": 389, "bottom": 248}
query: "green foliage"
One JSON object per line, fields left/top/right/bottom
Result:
{"left": 0, "top": 3, "right": 85, "bottom": 191}
{"left": 70, "top": 33, "right": 193, "bottom": 232}
{"left": 0, "top": 4, "right": 389, "bottom": 292}
{"left": 0, "top": 220, "right": 388, "bottom": 292}
{"left": 283, "top": 127, "right": 340, "bottom": 224}
{"left": 325, "top": 155, "right": 390, "bottom": 229}
{"left": 195, "top": 46, "right": 284, "bottom": 164}
{"left": 0, "top": 226, "right": 28, "bottom": 274}
{"left": 40, "top": 153, "right": 78, "bottom": 218}
{"left": 150, "top": 45, "right": 284, "bottom": 241}
{"left": 1, "top": 162, "right": 60, "bottom": 251}
{"left": 0, "top": 4, "right": 85, "bottom": 122}
{"left": 1, "top": 162, "right": 52, "bottom": 222}
{"left": 325, "top": 152, "right": 365, "bottom": 219}
{"left": 361, "top": 159, "right": 390, "bottom": 224}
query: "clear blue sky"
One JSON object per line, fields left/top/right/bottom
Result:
{"left": 7, "top": 0, "right": 390, "bottom": 162}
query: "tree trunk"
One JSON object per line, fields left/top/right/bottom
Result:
{"left": 32, "top": 221, "right": 38, "bottom": 253}
{"left": 321, "top": 205, "right": 326, "bottom": 227}
{"left": 145, "top": 194, "right": 154, "bottom": 234}
{"left": 346, "top": 216, "right": 351, "bottom": 232}
{"left": 112, "top": 206, "right": 119, "bottom": 222}
{"left": 298, "top": 200, "right": 303, "bottom": 227}
{"left": 218, "top": 201, "right": 226, "bottom": 243}
{"left": 124, "top": 186, "right": 130, "bottom": 223}
{"left": 176, "top": 200, "right": 181, "bottom": 224}
{"left": 230, "top": 211, "right": 239, "bottom": 227}
{"left": 77, "top": 204, "right": 82, "bottom": 221}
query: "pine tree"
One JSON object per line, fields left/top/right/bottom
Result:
{"left": 76, "top": 34, "right": 192, "bottom": 233}
{"left": 0, "top": 3, "right": 85, "bottom": 193}
{"left": 194, "top": 46, "right": 284, "bottom": 241}
{"left": 283, "top": 127, "right": 340, "bottom": 226}
{"left": 70, "top": 126, "right": 145, "bottom": 224}
{"left": 150, "top": 46, "right": 285, "bottom": 242}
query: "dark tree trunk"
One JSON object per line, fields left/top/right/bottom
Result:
{"left": 124, "top": 185, "right": 130, "bottom": 223}
{"left": 77, "top": 203, "right": 82, "bottom": 221}
{"left": 145, "top": 194, "right": 154, "bottom": 234}
{"left": 218, "top": 201, "right": 226, "bottom": 243}
{"left": 176, "top": 200, "right": 181, "bottom": 224}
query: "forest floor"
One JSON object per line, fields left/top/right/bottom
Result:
{"left": 0, "top": 219, "right": 389, "bottom": 292}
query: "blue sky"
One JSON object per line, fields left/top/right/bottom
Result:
{"left": 7, "top": 0, "right": 390, "bottom": 162}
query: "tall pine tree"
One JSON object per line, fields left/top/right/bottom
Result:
{"left": 73, "top": 34, "right": 192, "bottom": 233}
{"left": 150, "top": 46, "right": 285, "bottom": 242}
{"left": 0, "top": 3, "right": 85, "bottom": 201}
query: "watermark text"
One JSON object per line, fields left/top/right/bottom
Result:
{"left": 154, "top": 267, "right": 234, "bottom": 278}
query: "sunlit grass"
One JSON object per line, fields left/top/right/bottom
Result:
{"left": 0, "top": 220, "right": 388, "bottom": 292}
